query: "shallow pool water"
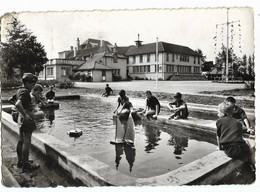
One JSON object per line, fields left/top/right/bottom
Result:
{"left": 37, "top": 96, "right": 217, "bottom": 178}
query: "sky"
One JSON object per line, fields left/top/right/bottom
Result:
{"left": 0, "top": 1, "right": 260, "bottom": 192}
{"left": 0, "top": 6, "right": 256, "bottom": 62}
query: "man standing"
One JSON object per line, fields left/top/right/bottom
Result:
{"left": 15, "top": 73, "right": 40, "bottom": 172}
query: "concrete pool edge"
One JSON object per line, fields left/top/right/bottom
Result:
{"left": 1, "top": 108, "right": 255, "bottom": 186}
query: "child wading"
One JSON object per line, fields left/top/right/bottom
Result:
{"left": 168, "top": 92, "right": 188, "bottom": 120}
{"left": 216, "top": 102, "right": 255, "bottom": 170}
{"left": 15, "top": 73, "right": 40, "bottom": 172}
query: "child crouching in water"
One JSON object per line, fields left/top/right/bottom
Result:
{"left": 216, "top": 102, "right": 255, "bottom": 170}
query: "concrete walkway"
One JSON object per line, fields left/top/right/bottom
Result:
{"left": 74, "top": 81, "right": 254, "bottom": 101}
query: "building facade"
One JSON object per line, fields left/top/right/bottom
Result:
{"left": 125, "top": 41, "right": 202, "bottom": 80}
{"left": 39, "top": 38, "right": 127, "bottom": 82}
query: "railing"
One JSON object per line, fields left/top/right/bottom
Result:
{"left": 46, "top": 59, "right": 84, "bottom": 65}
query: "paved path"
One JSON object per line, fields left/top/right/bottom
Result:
{"left": 75, "top": 81, "right": 254, "bottom": 101}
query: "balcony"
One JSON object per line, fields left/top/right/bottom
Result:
{"left": 46, "top": 59, "right": 84, "bottom": 66}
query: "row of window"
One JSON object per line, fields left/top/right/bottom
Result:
{"left": 133, "top": 65, "right": 151, "bottom": 73}
{"left": 131, "top": 65, "right": 200, "bottom": 74}
{"left": 46, "top": 67, "right": 71, "bottom": 76}
{"left": 130, "top": 53, "right": 199, "bottom": 64}
{"left": 113, "top": 69, "right": 120, "bottom": 76}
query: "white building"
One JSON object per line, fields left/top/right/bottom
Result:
{"left": 125, "top": 39, "right": 203, "bottom": 80}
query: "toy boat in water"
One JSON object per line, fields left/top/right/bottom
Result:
{"left": 39, "top": 101, "right": 59, "bottom": 109}
{"left": 67, "top": 128, "right": 83, "bottom": 138}
{"left": 110, "top": 114, "right": 135, "bottom": 145}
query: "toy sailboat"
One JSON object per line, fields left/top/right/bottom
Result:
{"left": 110, "top": 114, "right": 135, "bottom": 145}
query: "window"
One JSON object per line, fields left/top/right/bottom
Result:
{"left": 166, "top": 65, "right": 174, "bottom": 72}
{"left": 140, "top": 66, "right": 144, "bottom": 73}
{"left": 194, "top": 67, "right": 200, "bottom": 73}
{"left": 166, "top": 53, "right": 169, "bottom": 62}
{"left": 47, "top": 67, "right": 53, "bottom": 76}
{"left": 198, "top": 57, "right": 200, "bottom": 64}
{"left": 176, "top": 54, "right": 178, "bottom": 59}
{"left": 177, "top": 66, "right": 191, "bottom": 74}
{"left": 132, "top": 56, "right": 136, "bottom": 64}
{"left": 102, "top": 70, "right": 106, "bottom": 76}
{"left": 147, "top": 65, "right": 150, "bottom": 72}
{"left": 180, "top": 55, "right": 189, "bottom": 62}
{"left": 172, "top": 53, "right": 175, "bottom": 62}
{"left": 140, "top": 55, "right": 143, "bottom": 63}
{"left": 113, "top": 69, "right": 120, "bottom": 76}
{"left": 194, "top": 57, "right": 196, "bottom": 64}
{"left": 61, "top": 67, "right": 70, "bottom": 76}
{"left": 147, "top": 53, "right": 150, "bottom": 62}
{"left": 155, "top": 53, "right": 159, "bottom": 62}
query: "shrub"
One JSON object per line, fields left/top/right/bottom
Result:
{"left": 1, "top": 79, "right": 22, "bottom": 89}
{"left": 113, "top": 75, "right": 122, "bottom": 81}
{"left": 38, "top": 80, "right": 59, "bottom": 87}
{"left": 244, "top": 81, "right": 255, "bottom": 90}
{"left": 57, "top": 80, "right": 75, "bottom": 89}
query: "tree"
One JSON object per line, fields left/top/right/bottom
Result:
{"left": 248, "top": 55, "right": 254, "bottom": 78}
{"left": 195, "top": 49, "right": 206, "bottom": 63}
{"left": 214, "top": 45, "right": 239, "bottom": 76}
{"left": 237, "top": 54, "right": 247, "bottom": 75}
{"left": 1, "top": 16, "right": 48, "bottom": 79}
{"left": 201, "top": 61, "right": 214, "bottom": 72}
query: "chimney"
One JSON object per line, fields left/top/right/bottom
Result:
{"left": 77, "top": 38, "right": 80, "bottom": 50}
{"left": 70, "top": 46, "right": 73, "bottom": 51}
{"left": 135, "top": 34, "right": 142, "bottom": 47}
{"left": 100, "top": 40, "right": 105, "bottom": 47}
{"left": 74, "top": 47, "right": 77, "bottom": 57}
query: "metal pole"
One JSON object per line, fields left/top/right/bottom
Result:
{"left": 226, "top": 8, "right": 229, "bottom": 83}
{"left": 156, "top": 37, "right": 158, "bottom": 88}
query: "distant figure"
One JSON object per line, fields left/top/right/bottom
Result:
{"left": 216, "top": 102, "right": 255, "bottom": 170}
{"left": 15, "top": 73, "right": 40, "bottom": 172}
{"left": 140, "top": 90, "right": 160, "bottom": 119}
{"left": 45, "top": 86, "right": 55, "bottom": 102}
{"left": 102, "top": 84, "right": 113, "bottom": 97}
{"left": 168, "top": 92, "right": 189, "bottom": 120}
{"left": 225, "top": 97, "right": 254, "bottom": 134}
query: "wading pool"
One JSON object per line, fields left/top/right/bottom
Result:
{"left": 37, "top": 96, "right": 217, "bottom": 178}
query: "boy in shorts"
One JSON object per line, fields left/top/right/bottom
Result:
{"left": 15, "top": 73, "right": 40, "bottom": 172}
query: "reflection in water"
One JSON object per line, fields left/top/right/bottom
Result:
{"left": 115, "top": 144, "right": 136, "bottom": 172}
{"left": 168, "top": 134, "right": 188, "bottom": 157}
{"left": 44, "top": 109, "right": 55, "bottom": 124}
{"left": 144, "top": 125, "right": 161, "bottom": 153}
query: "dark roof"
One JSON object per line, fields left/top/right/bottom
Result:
{"left": 117, "top": 46, "right": 130, "bottom": 55}
{"left": 74, "top": 52, "right": 113, "bottom": 71}
{"left": 80, "top": 39, "right": 112, "bottom": 49}
{"left": 125, "top": 42, "right": 201, "bottom": 57}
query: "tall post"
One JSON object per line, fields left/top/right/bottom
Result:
{"left": 156, "top": 37, "right": 158, "bottom": 88}
{"left": 226, "top": 8, "right": 229, "bottom": 82}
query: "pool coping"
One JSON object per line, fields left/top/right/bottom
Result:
{"left": 1, "top": 105, "right": 255, "bottom": 186}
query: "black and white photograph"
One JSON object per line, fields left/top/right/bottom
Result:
{"left": 0, "top": 1, "right": 259, "bottom": 192}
